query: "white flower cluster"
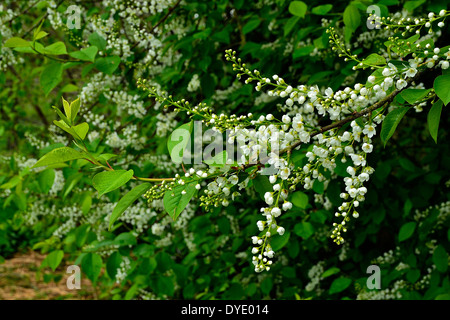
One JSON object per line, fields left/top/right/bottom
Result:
{"left": 0, "top": 7, "right": 24, "bottom": 70}
{"left": 115, "top": 256, "right": 131, "bottom": 283}
{"left": 104, "top": 90, "right": 147, "bottom": 119}
{"left": 305, "top": 261, "right": 325, "bottom": 295}
{"left": 187, "top": 74, "right": 200, "bottom": 92}
{"left": 357, "top": 280, "right": 405, "bottom": 300}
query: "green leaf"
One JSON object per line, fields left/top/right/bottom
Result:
{"left": 70, "top": 98, "right": 81, "bottom": 123}
{"left": 252, "top": 175, "right": 272, "bottom": 200}
{"left": 72, "top": 122, "right": 89, "bottom": 140}
{"left": 270, "top": 231, "right": 290, "bottom": 251}
{"left": 380, "top": 107, "right": 411, "bottom": 147}
{"left": 432, "top": 245, "right": 448, "bottom": 273}
{"left": 88, "top": 32, "right": 106, "bottom": 51}
{"left": 109, "top": 183, "right": 151, "bottom": 229}
{"left": 53, "top": 119, "right": 76, "bottom": 136}
{"left": 62, "top": 97, "right": 71, "bottom": 122}
{"left": 167, "top": 122, "right": 193, "bottom": 163}
{"left": 284, "top": 16, "right": 300, "bottom": 36}
{"left": 44, "top": 42, "right": 67, "bottom": 55}
{"left": 94, "top": 56, "right": 121, "bottom": 74}
{"left": 433, "top": 74, "right": 450, "bottom": 106}
{"left": 400, "top": 88, "right": 431, "bottom": 104}
{"left": 294, "top": 222, "right": 314, "bottom": 239}
{"left": 289, "top": 1, "right": 308, "bottom": 18}
{"left": 163, "top": 181, "right": 197, "bottom": 220}
{"left": 291, "top": 191, "right": 308, "bottom": 209}
{"left": 69, "top": 46, "right": 98, "bottom": 62}
{"left": 343, "top": 5, "right": 361, "bottom": 32}
{"left": 92, "top": 170, "right": 134, "bottom": 197}
{"left": 398, "top": 221, "right": 416, "bottom": 242}
{"left": 34, "top": 31, "right": 49, "bottom": 41}
{"left": 404, "top": 0, "right": 426, "bottom": 11}
{"left": 40, "top": 63, "right": 63, "bottom": 96}
{"left": 242, "top": 19, "right": 261, "bottom": 34}
{"left": 427, "top": 100, "right": 443, "bottom": 143}
{"left": 321, "top": 267, "right": 340, "bottom": 279}
{"left": 32, "top": 147, "right": 85, "bottom": 168}
{"left": 261, "top": 277, "right": 273, "bottom": 295}
{"left": 81, "top": 252, "right": 102, "bottom": 283}
{"left": 38, "top": 169, "right": 55, "bottom": 194}
{"left": 4, "top": 37, "right": 30, "bottom": 48}
{"left": 311, "top": 4, "right": 333, "bottom": 15}
{"left": 329, "top": 277, "right": 352, "bottom": 294}
{"left": 204, "top": 150, "right": 228, "bottom": 167}
{"left": 46, "top": 250, "right": 64, "bottom": 271}
{"left": 361, "top": 53, "right": 386, "bottom": 67}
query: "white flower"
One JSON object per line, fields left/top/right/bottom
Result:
{"left": 396, "top": 79, "right": 408, "bottom": 90}
{"left": 282, "top": 201, "right": 292, "bottom": 211}
{"left": 277, "top": 226, "right": 285, "bottom": 235}
{"left": 285, "top": 98, "right": 294, "bottom": 107}
{"left": 282, "top": 115, "right": 291, "bottom": 124}
{"left": 362, "top": 143, "right": 373, "bottom": 153}
{"left": 279, "top": 167, "right": 290, "bottom": 180}
{"left": 228, "top": 175, "right": 239, "bottom": 185}
{"left": 271, "top": 207, "right": 281, "bottom": 217}
{"left": 404, "top": 67, "right": 417, "bottom": 78}
{"left": 264, "top": 192, "right": 274, "bottom": 205}
{"left": 363, "top": 124, "right": 376, "bottom": 138}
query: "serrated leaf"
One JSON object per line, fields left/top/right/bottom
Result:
{"left": 433, "top": 74, "right": 450, "bottom": 106}
{"left": 92, "top": 169, "right": 134, "bottom": 197}
{"left": 34, "top": 31, "right": 49, "bottom": 40}
{"left": 38, "top": 169, "right": 55, "bottom": 194}
{"left": 94, "top": 55, "right": 121, "bottom": 74}
{"left": 270, "top": 231, "right": 290, "bottom": 251}
{"left": 432, "top": 245, "right": 448, "bottom": 273}
{"left": 69, "top": 46, "right": 98, "bottom": 62}
{"left": 204, "top": 150, "right": 228, "bottom": 167}
{"left": 167, "top": 122, "right": 193, "bottom": 164}
{"left": 81, "top": 252, "right": 102, "bottom": 283}
{"left": 70, "top": 98, "right": 81, "bottom": 123}
{"left": 32, "top": 147, "right": 85, "bottom": 168}
{"left": 289, "top": 1, "right": 307, "bottom": 18}
{"left": 380, "top": 107, "right": 411, "bottom": 147}
{"left": 398, "top": 221, "right": 416, "bottom": 242}
{"left": 291, "top": 191, "right": 308, "bottom": 209}
{"left": 294, "top": 222, "right": 314, "bottom": 239}
{"left": 73, "top": 122, "right": 89, "bottom": 140}
{"left": 88, "top": 32, "right": 106, "bottom": 51}
{"left": 40, "top": 63, "right": 63, "bottom": 96}
{"left": 62, "top": 97, "right": 71, "bottom": 122}
{"left": 109, "top": 183, "right": 151, "bottom": 229}
{"left": 284, "top": 16, "right": 300, "bottom": 36}
{"left": 361, "top": 53, "right": 386, "bottom": 67}
{"left": 311, "top": 4, "right": 332, "bottom": 15}
{"left": 242, "top": 19, "right": 261, "bottom": 34}
{"left": 428, "top": 100, "right": 443, "bottom": 143}
{"left": 321, "top": 267, "right": 340, "bottom": 279}
{"left": 163, "top": 181, "right": 197, "bottom": 220}
{"left": 46, "top": 250, "right": 64, "bottom": 271}
{"left": 4, "top": 37, "right": 30, "bottom": 48}
{"left": 329, "top": 277, "right": 352, "bottom": 294}
{"left": 343, "top": 5, "right": 360, "bottom": 31}
{"left": 44, "top": 42, "right": 67, "bottom": 55}
{"left": 400, "top": 88, "right": 431, "bottom": 105}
